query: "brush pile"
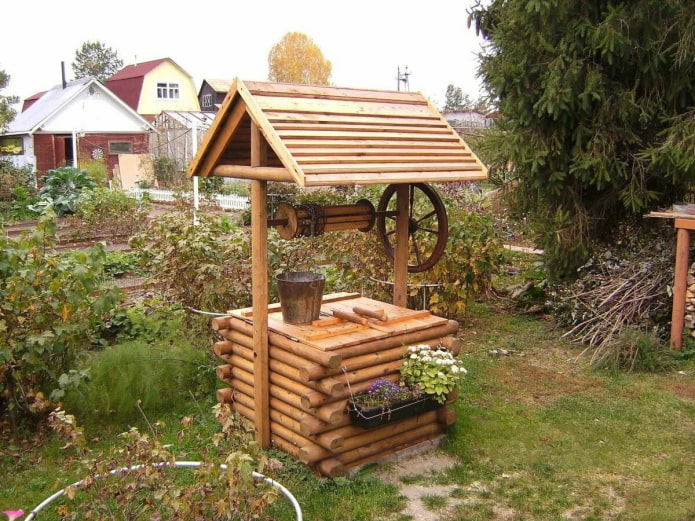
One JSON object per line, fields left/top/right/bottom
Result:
{"left": 548, "top": 221, "right": 674, "bottom": 366}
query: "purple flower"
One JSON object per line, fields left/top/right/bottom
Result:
{"left": 3, "top": 510, "right": 25, "bottom": 521}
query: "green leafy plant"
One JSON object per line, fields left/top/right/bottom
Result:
{"left": 130, "top": 210, "right": 252, "bottom": 322}
{"left": 47, "top": 404, "right": 285, "bottom": 521}
{"left": 0, "top": 214, "right": 121, "bottom": 430}
{"left": 31, "top": 167, "right": 97, "bottom": 216}
{"left": 400, "top": 344, "right": 467, "bottom": 404}
{"left": 424, "top": 206, "right": 505, "bottom": 318}
{"left": 68, "top": 187, "right": 149, "bottom": 239}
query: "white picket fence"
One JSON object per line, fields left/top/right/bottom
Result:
{"left": 130, "top": 187, "right": 249, "bottom": 211}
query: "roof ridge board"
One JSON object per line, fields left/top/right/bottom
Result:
{"left": 254, "top": 96, "right": 434, "bottom": 117}
{"left": 243, "top": 81, "right": 425, "bottom": 104}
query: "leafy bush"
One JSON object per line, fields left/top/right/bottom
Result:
{"left": 67, "top": 187, "right": 149, "bottom": 239}
{"left": 79, "top": 158, "right": 109, "bottom": 187}
{"left": 130, "top": 210, "right": 252, "bottom": 318}
{"left": 48, "top": 405, "right": 284, "bottom": 521}
{"left": 152, "top": 155, "right": 185, "bottom": 188}
{"left": 424, "top": 207, "right": 505, "bottom": 318}
{"left": 31, "top": 167, "right": 97, "bottom": 216}
{"left": 0, "top": 215, "right": 121, "bottom": 428}
{"left": 98, "top": 297, "right": 189, "bottom": 345}
{"left": 0, "top": 159, "right": 38, "bottom": 221}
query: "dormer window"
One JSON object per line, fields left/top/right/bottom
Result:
{"left": 202, "top": 93, "right": 213, "bottom": 108}
{"left": 157, "top": 83, "right": 180, "bottom": 100}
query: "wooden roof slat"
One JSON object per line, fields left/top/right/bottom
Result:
{"left": 304, "top": 171, "right": 488, "bottom": 186}
{"left": 271, "top": 122, "right": 453, "bottom": 134}
{"left": 276, "top": 130, "right": 461, "bottom": 142}
{"left": 283, "top": 139, "right": 467, "bottom": 149}
{"left": 295, "top": 155, "right": 473, "bottom": 165}
{"left": 289, "top": 147, "right": 470, "bottom": 157}
{"left": 301, "top": 162, "right": 484, "bottom": 174}
{"left": 264, "top": 111, "right": 441, "bottom": 127}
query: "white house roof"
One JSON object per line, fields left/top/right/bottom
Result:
{"left": 4, "top": 77, "right": 155, "bottom": 135}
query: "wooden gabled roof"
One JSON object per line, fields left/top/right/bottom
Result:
{"left": 188, "top": 79, "right": 487, "bottom": 187}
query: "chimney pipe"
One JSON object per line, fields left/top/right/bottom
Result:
{"left": 61, "top": 61, "right": 66, "bottom": 89}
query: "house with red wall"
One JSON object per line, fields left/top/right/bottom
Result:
{"left": 105, "top": 58, "right": 200, "bottom": 121}
{"left": 1, "top": 77, "right": 155, "bottom": 177}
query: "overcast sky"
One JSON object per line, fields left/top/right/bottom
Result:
{"left": 2, "top": 0, "right": 487, "bottom": 110}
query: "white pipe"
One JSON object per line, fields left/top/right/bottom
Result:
{"left": 24, "top": 461, "right": 302, "bottom": 521}
{"left": 192, "top": 124, "right": 199, "bottom": 225}
{"left": 71, "top": 130, "right": 78, "bottom": 168}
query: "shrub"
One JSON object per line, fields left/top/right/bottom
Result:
{"left": 130, "top": 210, "right": 252, "bottom": 319}
{"left": 67, "top": 187, "right": 150, "bottom": 239}
{"left": 98, "top": 297, "right": 188, "bottom": 345}
{"left": 79, "top": 158, "right": 109, "bottom": 187}
{"left": 424, "top": 207, "right": 505, "bottom": 318}
{"left": 0, "top": 215, "right": 121, "bottom": 428}
{"left": 48, "top": 404, "right": 284, "bottom": 521}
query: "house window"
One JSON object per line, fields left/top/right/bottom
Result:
{"left": 157, "top": 83, "right": 180, "bottom": 99}
{"left": 109, "top": 141, "right": 133, "bottom": 154}
{"left": 202, "top": 93, "right": 213, "bottom": 108}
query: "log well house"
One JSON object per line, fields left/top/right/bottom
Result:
{"left": 187, "top": 79, "right": 488, "bottom": 476}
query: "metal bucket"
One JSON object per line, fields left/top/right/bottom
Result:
{"left": 276, "top": 271, "right": 326, "bottom": 325}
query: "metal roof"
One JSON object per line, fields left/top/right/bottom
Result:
{"left": 4, "top": 77, "right": 154, "bottom": 135}
{"left": 188, "top": 79, "right": 488, "bottom": 187}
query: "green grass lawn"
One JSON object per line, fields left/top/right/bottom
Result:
{"left": 2, "top": 300, "right": 694, "bottom": 520}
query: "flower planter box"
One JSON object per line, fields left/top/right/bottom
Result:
{"left": 348, "top": 395, "right": 441, "bottom": 429}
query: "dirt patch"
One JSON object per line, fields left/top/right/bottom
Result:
{"left": 487, "top": 353, "right": 606, "bottom": 406}
{"left": 372, "top": 443, "right": 465, "bottom": 521}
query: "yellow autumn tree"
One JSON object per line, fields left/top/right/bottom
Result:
{"left": 267, "top": 32, "right": 332, "bottom": 85}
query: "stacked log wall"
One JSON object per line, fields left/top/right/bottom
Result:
{"left": 211, "top": 315, "right": 460, "bottom": 477}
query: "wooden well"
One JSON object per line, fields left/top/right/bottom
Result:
{"left": 187, "top": 80, "right": 488, "bottom": 475}
{"left": 211, "top": 293, "right": 460, "bottom": 476}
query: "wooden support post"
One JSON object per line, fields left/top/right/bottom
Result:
{"left": 671, "top": 224, "right": 690, "bottom": 349}
{"left": 251, "top": 121, "right": 270, "bottom": 448}
{"left": 393, "top": 184, "right": 410, "bottom": 307}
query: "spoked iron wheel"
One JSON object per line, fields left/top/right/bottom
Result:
{"left": 375, "top": 183, "right": 448, "bottom": 273}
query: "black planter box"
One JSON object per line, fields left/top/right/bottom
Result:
{"left": 348, "top": 395, "right": 440, "bottom": 429}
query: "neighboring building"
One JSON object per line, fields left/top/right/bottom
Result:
{"left": 443, "top": 110, "right": 493, "bottom": 133}
{"left": 198, "top": 78, "right": 233, "bottom": 112}
{"left": 1, "top": 77, "right": 154, "bottom": 175}
{"left": 105, "top": 58, "right": 200, "bottom": 121}
{"left": 151, "top": 110, "right": 216, "bottom": 167}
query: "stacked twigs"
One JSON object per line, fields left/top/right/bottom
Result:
{"left": 561, "top": 257, "right": 672, "bottom": 368}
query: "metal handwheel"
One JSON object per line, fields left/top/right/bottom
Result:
{"left": 375, "top": 183, "right": 448, "bottom": 273}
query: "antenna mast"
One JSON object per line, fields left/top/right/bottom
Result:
{"left": 396, "top": 66, "right": 411, "bottom": 92}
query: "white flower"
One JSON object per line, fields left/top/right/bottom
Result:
{"left": 410, "top": 354, "right": 417, "bottom": 359}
